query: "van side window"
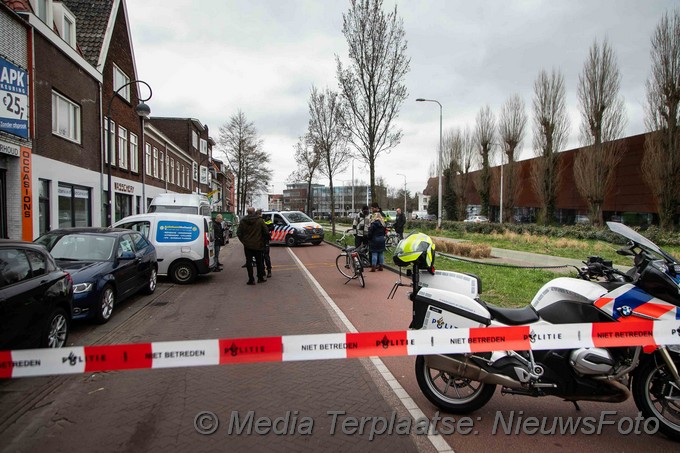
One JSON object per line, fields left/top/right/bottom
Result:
{"left": 200, "top": 206, "right": 211, "bottom": 216}
{"left": 118, "top": 221, "right": 151, "bottom": 239}
{"left": 262, "top": 214, "right": 272, "bottom": 223}
{"left": 273, "top": 214, "right": 285, "bottom": 226}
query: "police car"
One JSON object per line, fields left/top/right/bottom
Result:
{"left": 261, "top": 211, "right": 324, "bottom": 246}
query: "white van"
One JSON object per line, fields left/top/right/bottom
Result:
{"left": 114, "top": 213, "right": 216, "bottom": 284}
{"left": 261, "top": 211, "right": 324, "bottom": 246}
{"left": 148, "top": 193, "right": 211, "bottom": 217}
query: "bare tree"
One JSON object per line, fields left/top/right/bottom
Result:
{"left": 444, "top": 127, "right": 477, "bottom": 219}
{"left": 217, "top": 110, "right": 270, "bottom": 215}
{"left": 336, "top": 0, "right": 410, "bottom": 202}
{"left": 642, "top": 10, "right": 680, "bottom": 230}
{"left": 288, "top": 136, "right": 322, "bottom": 214}
{"left": 574, "top": 38, "right": 627, "bottom": 226}
{"left": 498, "top": 94, "right": 527, "bottom": 223}
{"left": 531, "top": 69, "right": 569, "bottom": 225}
{"left": 307, "top": 86, "right": 350, "bottom": 235}
{"left": 475, "top": 105, "right": 496, "bottom": 217}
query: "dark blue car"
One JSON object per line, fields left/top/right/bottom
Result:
{"left": 35, "top": 228, "right": 157, "bottom": 324}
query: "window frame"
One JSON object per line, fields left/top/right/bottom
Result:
{"left": 129, "top": 132, "right": 138, "bottom": 173}
{"left": 51, "top": 91, "right": 81, "bottom": 143}
{"left": 118, "top": 126, "right": 128, "bottom": 169}
{"left": 113, "top": 65, "right": 131, "bottom": 102}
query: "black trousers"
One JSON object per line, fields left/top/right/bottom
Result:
{"left": 244, "top": 247, "right": 265, "bottom": 281}
{"left": 263, "top": 243, "right": 271, "bottom": 271}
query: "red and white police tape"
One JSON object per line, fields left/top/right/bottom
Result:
{"left": 2, "top": 320, "right": 680, "bottom": 379}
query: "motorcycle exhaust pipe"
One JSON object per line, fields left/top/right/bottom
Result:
{"left": 425, "top": 354, "right": 524, "bottom": 389}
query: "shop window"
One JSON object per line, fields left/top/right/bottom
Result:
{"left": 38, "top": 179, "right": 51, "bottom": 235}
{"left": 115, "top": 193, "right": 132, "bottom": 222}
{"left": 58, "top": 184, "right": 91, "bottom": 228}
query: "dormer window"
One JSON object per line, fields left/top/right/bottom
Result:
{"left": 33, "top": 0, "right": 52, "bottom": 24}
{"left": 62, "top": 13, "right": 75, "bottom": 46}
{"left": 53, "top": 3, "right": 77, "bottom": 48}
{"left": 113, "top": 65, "right": 130, "bottom": 102}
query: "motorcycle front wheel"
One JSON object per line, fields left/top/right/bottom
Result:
{"left": 415, "top": 355, "right": 496, "bottom": 414}
{"left": 632, "top": 353, "right": 680, "bottom": 441}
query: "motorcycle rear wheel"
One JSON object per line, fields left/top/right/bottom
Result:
{"left": 415, "top": 355, "right": 496, "bottom": 413}
{"left": 632, "top": 353, "right": 680, "bottom": 441}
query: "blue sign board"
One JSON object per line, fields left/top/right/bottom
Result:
{"left": 0, "top": 57, "right": 29, "bottom": 139}
{"left": 156, "top": 221, "right": 200, "bottom": 243}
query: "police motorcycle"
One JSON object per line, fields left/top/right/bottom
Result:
{"left": 388, "top": 223, "right": 680, "bottom": 440}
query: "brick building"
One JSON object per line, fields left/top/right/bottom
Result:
{"left": 0, "top": 0, "right": 233, "bottom": 239}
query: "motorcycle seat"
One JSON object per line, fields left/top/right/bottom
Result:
{"left": 484, "top": 303, "right": 539, "bottom": 326}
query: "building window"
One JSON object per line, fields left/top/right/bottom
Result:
{"left": 145, "top": 143, "right": 152, "bottom": 176}
{"left": 58, "top": 184, "right": 91, "bottom": 228}
{"left": 170, "top": 159, "right": 175, "bottom": 184}
{"left": 118, "top": 126, "right": 128, "bottom": 169}
{"left": 63, "top": 14, "right": 75, "bottom": 46}
{"left": 34, "top": 0, "right": 52, "bottom": 24}
{"left": 115, "top": 193, "right": 132, "bottom": 222}
{"left": 177, "top": 164, "right": 181, "bottom": 187}
{"left": 104, "top": 118, "right": 116, "bottom": 165}
{"left": 159, "top": 152, "right": 164, "bottom": 180}
{"left": 129, "top": 132, "right": 138, "bottom": 173}
{"left": 113, "top": 65, "right": 130, "bottom": 102}
{"left": 51, "top": 91, "right": 81, "bottom": 143}
{"left": 200, "top": 138, "right": 207, "bottom": 155}
{"left": 38, "top": 179, "right": 51, "bottom": 235}
{"left": 153, "top": 147, "right": 159, "bottom": 178}
{"left": 193, "top": 162, "right": 198, "bottom": 181}
{"left": 165, "top": 156, "right": 170, "bottom": 183}
{"left": 185, "top": 166, "right": 190, "bottom": 189}
{"left": 192, "top": 131, "right": 198, "bottom": 149}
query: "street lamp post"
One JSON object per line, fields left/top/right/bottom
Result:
{"left": 397, "top": 173, "right": 407, "bottom": 214}
{"left": 107, "top": 80, "right": 152, "bottom": 226}
{"left": 416, "top": 98, "right": 443, "bottom": 229}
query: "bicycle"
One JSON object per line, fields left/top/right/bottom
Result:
{"left": 335, "top": 244, "right": 370, "bottom": 287}
{"left": 335, "top": 228, "right": 357, "bottom": 247}
{"left": 385, "top": 228, "right": 400, "bottom": 253}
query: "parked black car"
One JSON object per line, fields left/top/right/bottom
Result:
{"left": 0, "top": 240, "right": 73, "bottom": 349}
{"left": 35, "top": 228, "right": 157, "bottom": 324}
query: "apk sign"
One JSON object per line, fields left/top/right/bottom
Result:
{"left": 0, "top": 57, "right": 29, "bottom": 139}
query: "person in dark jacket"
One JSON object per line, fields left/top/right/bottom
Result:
{"left": 367, "top": 213, "right": 387, "bottom": 272}
{"left": 212, "top": 214, "right": 225, "bottom": 271}
{"left": 237, "top": 207, "right": 269, "bottom": 285}
{"left": 394, "top": 208, "right": 406, "bottom": 240}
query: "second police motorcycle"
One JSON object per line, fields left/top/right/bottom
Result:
{"left": 389, "top": 222, "right": 680, "bottom": 440}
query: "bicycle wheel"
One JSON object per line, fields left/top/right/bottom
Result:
{"left": 385, "top": 236, "right": 395, "bottom": 253}
{"left": 335, "top": 253, "right": 354, "bottom": 279}
{"left": 357, "top": 268, "right": 365, "bottom": 287}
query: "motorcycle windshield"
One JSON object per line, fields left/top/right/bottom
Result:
{"left": 607, "top": 221, "right": 678, "bottom": 263}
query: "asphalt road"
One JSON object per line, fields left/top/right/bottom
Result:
{"left": 0, "top": 239, "right": 677, "bottom": 452}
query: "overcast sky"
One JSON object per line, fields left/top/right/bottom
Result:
{"left": 126, "top": 0, "right": 677, "bottom": 197}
